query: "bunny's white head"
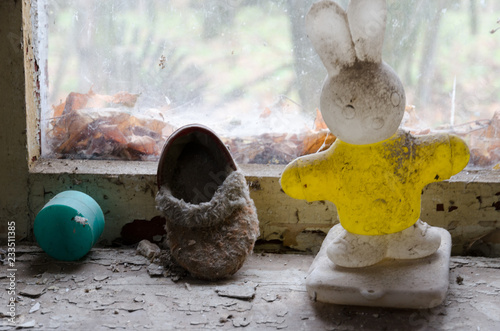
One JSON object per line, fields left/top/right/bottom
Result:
{"left": 306, "top": 0, "right": 405, "bottom": 145}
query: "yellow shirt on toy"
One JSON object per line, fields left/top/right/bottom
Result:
{"left": 280, "top": 130, "right": 470, "bottom": 235}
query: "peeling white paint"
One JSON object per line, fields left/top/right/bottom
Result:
{"left": 73, "top": 216, "right": 89, "bottom": 226}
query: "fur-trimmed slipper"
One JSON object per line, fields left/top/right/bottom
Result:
{"left": 156, "top": 125, "right": 260, "bottom": 280}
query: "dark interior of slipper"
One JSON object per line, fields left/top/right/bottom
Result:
{"left": 157, "top": 125, "right": 237, "bottom": 204}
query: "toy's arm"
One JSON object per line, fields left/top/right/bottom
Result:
{"left": 417, "top": 133, "right": 470, "bottom": 184}
{"left": 280, "top": 151, "right": 337, "bottom": 202}
{"left": 449, "top": 134, "right": 470, "bottom": 175}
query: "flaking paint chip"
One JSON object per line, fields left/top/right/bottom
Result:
{"left": 19, "top": 285, "right": 46, "bottom": 298}
{"left": 215, "top": 282, "right": 257, "bottom": 301}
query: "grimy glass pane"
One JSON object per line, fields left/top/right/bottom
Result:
{"left": 40, "top": 0, "right": 500, "bottom": 168}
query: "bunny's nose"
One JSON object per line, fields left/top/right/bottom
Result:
{"left": 342, "top": 105, "right": 356, "bottom": 120}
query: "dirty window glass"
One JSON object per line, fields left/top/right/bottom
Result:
{"left": 40, "top": 0, "right": 500, "bottom": 168}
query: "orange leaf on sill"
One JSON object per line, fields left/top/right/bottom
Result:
{"left": 112, "top": 91, "right": 140, "bottom": 108}
{"left": 99, "top": 124, "right": 128, "bottom": 145}
{"left": 260, "top": 107, "right": 272, "bottom": 119}
{"left": 402, "top": 105, "right": 431, "bottom": 135}
{"left": 301, "top": 130, "right": 336, "bottom": 155}
{"left": 127, "top": 135, "right": 159, "bottom": 156}
{"left": 63, "top": 91, "right": 91, "bottom": 114}
{"left": 313, "top": 109, "right": 328, "bottom": 131}
{"left": 468, "top": 110, "right": 500, "bottom": 167}
{"left": 52, "top": 102, "right": 65, "bottom": 118}
{"left": 57, "top": 89, "right": 140, "bottom": 118}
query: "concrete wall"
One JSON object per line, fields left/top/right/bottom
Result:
{"left": 0, "top": 0, "right": 31, "bottom": 241}
{"left": 26, "top": 160, "right": 500, "bottom": 256}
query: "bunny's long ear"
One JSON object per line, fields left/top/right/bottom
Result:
{"left": 306, "top": 0, "right": 356, "bottom": 76}
{"left": 347, "top": 0, "right": 387, "bottom": 63}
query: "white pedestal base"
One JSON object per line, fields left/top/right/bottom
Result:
{"left": 306, "top": 224, "right": 452, "bottom": 309}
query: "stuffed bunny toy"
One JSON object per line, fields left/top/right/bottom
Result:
{"left": 308, "top": 0, "right": 405, "bottom": 145}
{"left": 280, "top": 0, "right": 470, "bottom": 268}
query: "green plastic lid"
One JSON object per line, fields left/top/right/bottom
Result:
{"left": 34, "top": 191, "right": 105, "bottom": 261}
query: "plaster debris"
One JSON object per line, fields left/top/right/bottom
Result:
{"left": 220, "top": 300, "right": 238, "bottom": 308}
{"left": 47, "top": 321, "right": 61, "bottom": 329}
{"left": 490, "top": 280, "right": 500, "bottom": 289}
{"left": 232, "top": 317, "right": 251, "bottom": 327}
{"left": 262, "top": 293, "right": 280, "bottom": 302}
{"left": 40, "top": 308, "right": 52, "bottom": 315}
{"left": 16, "top": 254, "right": 39, "bottom": 262}
{"left": 154, "top": 292, "right": 169, "bottom": 298}
{"left": 73, "top": 276, "right": 87, "bottom": 283}
{"left": 102, "top": 324, "right": 125, "bottom": 329}
{"left": 215, "top": 282, "right": 257, "bottom": 301}
{"left": 476, "top": 289, "right": 500, "bottom": 296}
{"left": 94, "top": 275, "right": 109, "bottom": 282}
{"left": 176, "top": 303, "right": 210, "bottom": 313}
{"left": 276, "top": 308, "right": 288, "bottom": 317}
{"left": 97, "top": 299, "right": 116, "bottom": 306}
{"left": 150, "top": 249, "right": 188, "bottom": 282}
{"left": 0, "top": 310, "right": 10, "bottom": 318}
{"left": 29, "top": 302, "right": 41, "bottom": 314}
{"left": 53, "top": 275, "right": 70, "bottom": 282}
{"left": 17, "top": 320, "right": 36, "bottom": 329}
{"left": 88, "top": 250, "right": 147, "bottom": 266}
{"left": 109, "top": 265, "right": 120, "bottom": 273}
{"left": 40, "top": 278, "right": 50, "bottom": 285}
{"left": 255, "top": 315, "right": 286, "bottom": 325}
{"left": 219, "top": 313, "right": 234, "bottom": 323}
{"left": 136, "top": 240, "right": 161, "bottom": 260}
{"left": 20, "top": 285, "right": 46, "bottom": 298}
{"left": 117, "top": 305, "right": 145, "bottom": 313}
{"left": 146, "top": 263, "right": 164, "bottom": 277}
{"left": 225, "top": 302, "right": 253, "bottom": 312}
{"left": 3, "top": 247, "right": 499, "bottom": 330}
{"left": 119, "top": 255, "right": 149, "bottom": 265}
{"left": 190, "top": 319, "right": 207, "bottom": 326}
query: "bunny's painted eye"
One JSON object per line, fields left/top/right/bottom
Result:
{"left": 342, "top": 105, "right": 356, "bottom": 119}
{"left": 391, "top": 92, "right": 401, "bottom": 107}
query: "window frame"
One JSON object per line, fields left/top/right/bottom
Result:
{"left": 3, "top": 0, "right": 498, "bottom": 256}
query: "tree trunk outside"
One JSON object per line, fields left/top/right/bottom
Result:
{"left": 287, "top": 0, "right": 326, "bottom": 115}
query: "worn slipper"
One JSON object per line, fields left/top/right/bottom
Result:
{"left": 156, "top": 125, "right": 260, "bottom": 280}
